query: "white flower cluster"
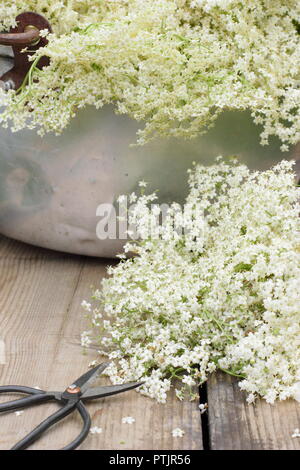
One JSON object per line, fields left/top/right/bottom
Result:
{"left": 84, "top": 158, "right": 300, "bottom": 404}
{"left": 0, "top": 1, "right": 299, "bottom": 147}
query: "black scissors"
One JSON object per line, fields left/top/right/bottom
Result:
{"left": 0, "top": 362, "right": 142, "bottom": 450}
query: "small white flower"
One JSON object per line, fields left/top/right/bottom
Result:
{"left": 138, "top": 181, "right": 148, "bottom": 188}
{"left": 81, "top": 330, "right": 92, "bottom": 348}
{"left": 182, "top": 375, "right": 196, "bottom": 386}
{"left": 292, "top": 428, "right": 300, "bottom": 438}
{"left": 122, "top": 416, "right": 135, "bottom": 424}
{"left": 88, "top": 360, "right": 98, "bottom": 368}
{"left": 172, "top": 428, "right": 185, "bottom": 438}
{"left": 175, "top": 389, "right": 184, "bottom": 401}
{"left": 81, "top": 300, "right": 92, "bottom": 312}
{"left": 125, "top": 230, "right": 134, "bottom": 236}
{"left": 199, "top": 403, "right": 208, "bottom": 414}
{"left": 117, "top": 195, "right": 126, "bottom": 204}
{"left": 39, "top": 28, "right": 49, "bottom": 38}
{"left": 129, "top": 192, "right": 137, "bottom": 203}
{"left": 90, "top": 426, "right": 103, "bottom": 435}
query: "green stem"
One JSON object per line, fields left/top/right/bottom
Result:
{"left": 218, "top": 366, "right": 245, "bottom": 379}
{"left": 15, "top": 55, "right": 43, "bottom": 103}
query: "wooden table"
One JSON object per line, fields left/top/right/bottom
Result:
{"left": 0, "top": 235, "right": 299, "bottom": 450}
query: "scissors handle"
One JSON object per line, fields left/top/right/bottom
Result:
{"left": 11, "top": 401, "right": 75, "bottom": 450}
{"left": 0, "top": 386, "right": 53, "bottom": 412}
{"left": 11, "top": 401, "right": 91, "bottom": 450}
{"left": 0, "top": 385, "right": 45, "bottom": 395}
{"left": 0, "top": 393, "right": 52, "bottom": 413}
{"left": 62, "top": 402, "right": 91, "bottom": 451}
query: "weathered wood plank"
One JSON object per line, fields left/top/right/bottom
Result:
{"left": 0, "top": 236, "right": 202, "bottom": 450}
{"left": 207, "top": 372, "right": 300, "bottom": 450}
{"left": 0, "top": 246, "right": 85, "bottom": 449}
{"left": 0, "top": 234, "right": 74, "bottom": 260}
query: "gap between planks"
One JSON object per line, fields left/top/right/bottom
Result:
{"left": 207, "top": 372, "right": 300, "bottom": 450}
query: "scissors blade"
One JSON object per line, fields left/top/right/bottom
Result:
{"left": 70, "top": 362, "right": 110, "bottom": 394}
{"left": 81, "top": 382, "right": 143, "bottom": 400}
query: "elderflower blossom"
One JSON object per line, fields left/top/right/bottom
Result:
{"left": 292, "top": 428, "right": 300, "bottom": 438}
{"left": 85, "top": 158, "right": 300, "bottom": 404}
{"left": 172, "top": 428, "right": 185, "bottom": 438}
{"left": 199, "top": 403, "right": 208, "bottom": 414}
{"left": 90, "top": 426, "right": 103, "bottom": 435}
{"left": 0, "top": 1, "right": 299, "bottom": 147}
{"left": 81, "top": 330, "right": 92, "bottom": 349}
{"left": 122, "top": 416, "right": 136, "bottom": 424}
{"left": 81, "top": 300, "right": 92, "bottom": 312}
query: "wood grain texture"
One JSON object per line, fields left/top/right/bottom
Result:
{"left": 0, "top": 235, "right": 202, "bottom": 450}
{"left": 0, "top": 234, "right": 74, "bottom": 260}
{"left": 207, "top": 372, "right": 300, "bottom": 450}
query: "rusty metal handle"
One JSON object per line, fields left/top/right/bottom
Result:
{"left": 0, "top": 12, "right": 52, "bottom": 90}
{"left": 0, "top": 26, "right": 40, "bottom": 46}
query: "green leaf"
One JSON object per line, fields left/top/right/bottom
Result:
{"left": 234, "top": 263, "right": 252, "bottom": 272}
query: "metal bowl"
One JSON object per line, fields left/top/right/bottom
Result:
{"left": 0, "top": 49, "right": 298, "bottom": 257}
